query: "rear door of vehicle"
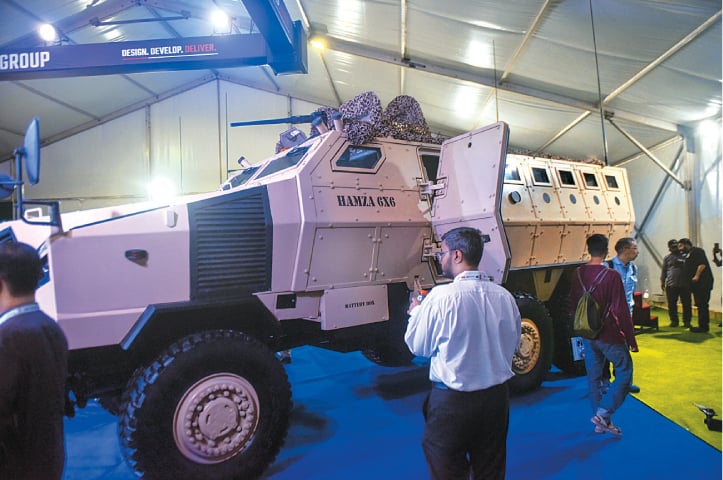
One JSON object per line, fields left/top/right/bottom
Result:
{"left": 430, "top": 121, "right": 511, "bottom": 284}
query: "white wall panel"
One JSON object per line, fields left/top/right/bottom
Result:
{"left": 626, "top": 140, "right": 687, "bottom": 298}
{"left": 627, "top": 132, "right": 722, "bottom": 312}
{"left": 18, "top": 82, "right": 333, "bottom": 212}
{"left": 150, "top": 82, "right": 221, "bottom": 195}
{"left": 220, "top": 83, "right": 291, "bottom": 177}
{"left": 25, "top": 110, "right": 147, "bottom": 206}
{"left": 290, "top": 97, "right": 325, "bottom": 117}
{"left": 696, "top": 124, "right": 722, "bottom": 311}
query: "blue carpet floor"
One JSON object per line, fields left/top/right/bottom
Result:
{"left": 64, "top": 345, "right": 722, "bottom": 479}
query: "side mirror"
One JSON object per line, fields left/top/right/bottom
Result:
{"left": 3, "top": 118, "right": 63, "bottom": 231}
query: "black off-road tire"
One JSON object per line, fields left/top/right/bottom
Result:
{"left": 362, "top": 282, "right": 414, "bottom": 367}
{"left": 547, "top": 276, "right": 587, "bottom": 376}
{"left": 119, "top": 330, "right": 291, "bottom": 480}
{"left": 97, "top": 394, "right": 123, "bottom": 416}
{"left": 362, "top": 342, "right": 414, "bottom": 367}
{"left": 509, "top": 292, "right": 554, "bottom": 393}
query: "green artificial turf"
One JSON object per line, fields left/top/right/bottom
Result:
{"left": 630, "top": 307, "right": 722, "bottom": 450}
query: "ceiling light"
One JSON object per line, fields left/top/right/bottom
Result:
{"left": 309, "top": 38, "right": 326, "bottom": 50}
{"left": 37, "top": 24, "right": 58, "bottom": 42}
{"left": 211, "top": 9, "right": 231, "bottom": 33}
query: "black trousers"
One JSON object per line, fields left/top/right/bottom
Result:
{"left": 422, "top": 382, "right": 509, "bottom": 480}
{"left": 691, "top": 284, "right": 712, "bottom": 330}
{"left": 665, "top": 285, "right": 692, "bottom": 325}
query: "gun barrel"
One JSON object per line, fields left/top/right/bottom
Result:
{"left": 230, "top": 113, "right": 320, "bottom": 127}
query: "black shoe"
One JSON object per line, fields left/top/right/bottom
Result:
{"left": 629, "top": 384, "right": 641, "bottom": 394}
{"left": 689, "top": 327, "right": 709, "bottom": 333}
{"left": 668, "top": 323, "right": 679, "bottom": 327}
{"left": 682, "top": 324, "right": 691, "bottom": 328}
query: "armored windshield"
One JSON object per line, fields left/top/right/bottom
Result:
{"left": 256, "top": 146, "right": 310, "bottom": 180}
{"left": 221, "top": 165, "right": 261, "bottom": 190}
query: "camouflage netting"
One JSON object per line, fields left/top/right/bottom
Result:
{"left": 313, "top": 91, "right": 445, "bottom": 145}
{"left": 312, "top": 92, "right": 604, "bottom": 165}
{"left": 508, "top": 148, "right": 606, "bottom": 166}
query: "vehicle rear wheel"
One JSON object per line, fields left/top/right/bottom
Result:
{"left": 97, "top": 393, "right": 123, "bottom": 416}
{"left": 509, "top": 292, "right": 554, "bottom": 393}
{"left": 119, "top": 330, "right": 291, "bottom": 479}
{"left": 362, "top": 282, "right": 414, "bottom": 367}
{"left": 547, "top": 275, "right": 587, "bottom": 376}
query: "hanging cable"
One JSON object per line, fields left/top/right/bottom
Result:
{"left": 493, "top": 40, "right": 499, "bottom": 122}
{"left": 589, "top": 0, "right": 609, "bottom": 165}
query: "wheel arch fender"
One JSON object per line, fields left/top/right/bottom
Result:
{"left": 120, "top": 298, "right": 282, "bottom": 363}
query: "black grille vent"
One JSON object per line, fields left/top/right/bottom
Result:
{"left": 0, "top": 228, "right": 16, "bottom": 244}
{"left": 188, "top": 187, "right": 272, "bottom": 301}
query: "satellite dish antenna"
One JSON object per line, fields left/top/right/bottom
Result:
{"left": 23, "top": 117, "right": 40, "bottom": 185}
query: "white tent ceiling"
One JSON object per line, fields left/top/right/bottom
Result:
{"left": 0, "top": 0, "right": 720, "bottom": 165}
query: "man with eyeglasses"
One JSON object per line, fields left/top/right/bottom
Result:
{"left": 608, "top": 238, "right": 639, "bottom": 314}
{"left": 405, "top": 227, "right": 521, "bottom": 480}
{"left": 605, "top": 237, "right": 640, "bottom": 394}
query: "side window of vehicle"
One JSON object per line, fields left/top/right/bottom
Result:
{"left": 583, "top": 172, "right": 599, "bottom": 188}
{"left": 421, "top": 153, "right": 440, "bottom": 182}
{"left": 605, "top": 174, "right": 619, "bottom": 189}
{"left": 504, "top": 163, "right": 522, "bottom": 183}
{"left": 334, "top": 146, "right": 383, "bottom": 170}
{"left": 558, "top": 169, "right": 576, "bottom": 186}
{"left": 531, "top": 166, "right": 551, "bottom": 185}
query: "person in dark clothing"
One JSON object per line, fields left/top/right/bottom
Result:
{"left": 660, "top": 239, "right": 692, "bottom": 327}
{"left": 678, "top": 238, "right": 714, "bottom": 333}
{"left": 571, "top": 234, "right": 638, "bottom": 436}
{"left": 0, "top": 242, "right": 68, "bottom": 480}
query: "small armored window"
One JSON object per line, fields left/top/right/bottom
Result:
{"left": 570, "top": 194, "right": 577, "bottom": 204}
{"left": 508, "top": 191, "right": 522, "bottom": 204}
{"left": 593, "top": 195, "right": 600, "bottom": 205}
{"left": 558, "top": 170, "right": 575, "bottom": 186}
{"left": 615, "top": 196, "right": 621, "bottom": 205}
{"left": 583, "top": 172, "right": 599, "bottom": 188}
{"left": 605, "top": 174, "right": 619, "bottom": 189}
{"left": 542, "top": 192, "right": 551, "bottom": 203}
{"left": 257, "top": 146, "right": 310, "bottom": 179}
{"left": 504, "top": 164, "right": 521, "bottom": 182}
{"left": 532, "top": 167, "right": 551, "bottom": 185}
{"left": 336, "top": 146, "right": 382, "bottom": 169}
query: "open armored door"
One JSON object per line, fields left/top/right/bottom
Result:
{"left": 431, "top": 121, "right": 511, "bottom": 284}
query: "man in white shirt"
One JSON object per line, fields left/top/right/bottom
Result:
{"left": 405, "top": 227, "right": 521, "bottom": 480}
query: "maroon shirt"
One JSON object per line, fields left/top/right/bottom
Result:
{"left": 570, "top": 263, "right": 638, "bottom": 349}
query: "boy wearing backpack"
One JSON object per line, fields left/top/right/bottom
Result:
{"left": 571, "top": 234, "right": 639, "bottom": 436}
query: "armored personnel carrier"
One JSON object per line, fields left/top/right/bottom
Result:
{"left": 2, "top": 93, "right": 633, "bottom": 479}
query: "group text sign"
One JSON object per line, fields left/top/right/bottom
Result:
{"left": 0, "top": 32, "right": 305, "bottom": 80}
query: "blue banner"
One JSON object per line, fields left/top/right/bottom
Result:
{"left": 0, "top": 25, "right": 306, "bottom": 80}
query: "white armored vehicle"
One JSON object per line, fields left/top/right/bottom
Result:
{"left": 3, "top": 93, "right": 633, "bottom": 479}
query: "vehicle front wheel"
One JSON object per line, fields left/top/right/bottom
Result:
{"left": 119, "top": 330, "right": 291, "bottom": 479}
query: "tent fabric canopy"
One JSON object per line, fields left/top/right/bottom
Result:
{"left": 0, "top": 0, "right": 720, "bottom": 163}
